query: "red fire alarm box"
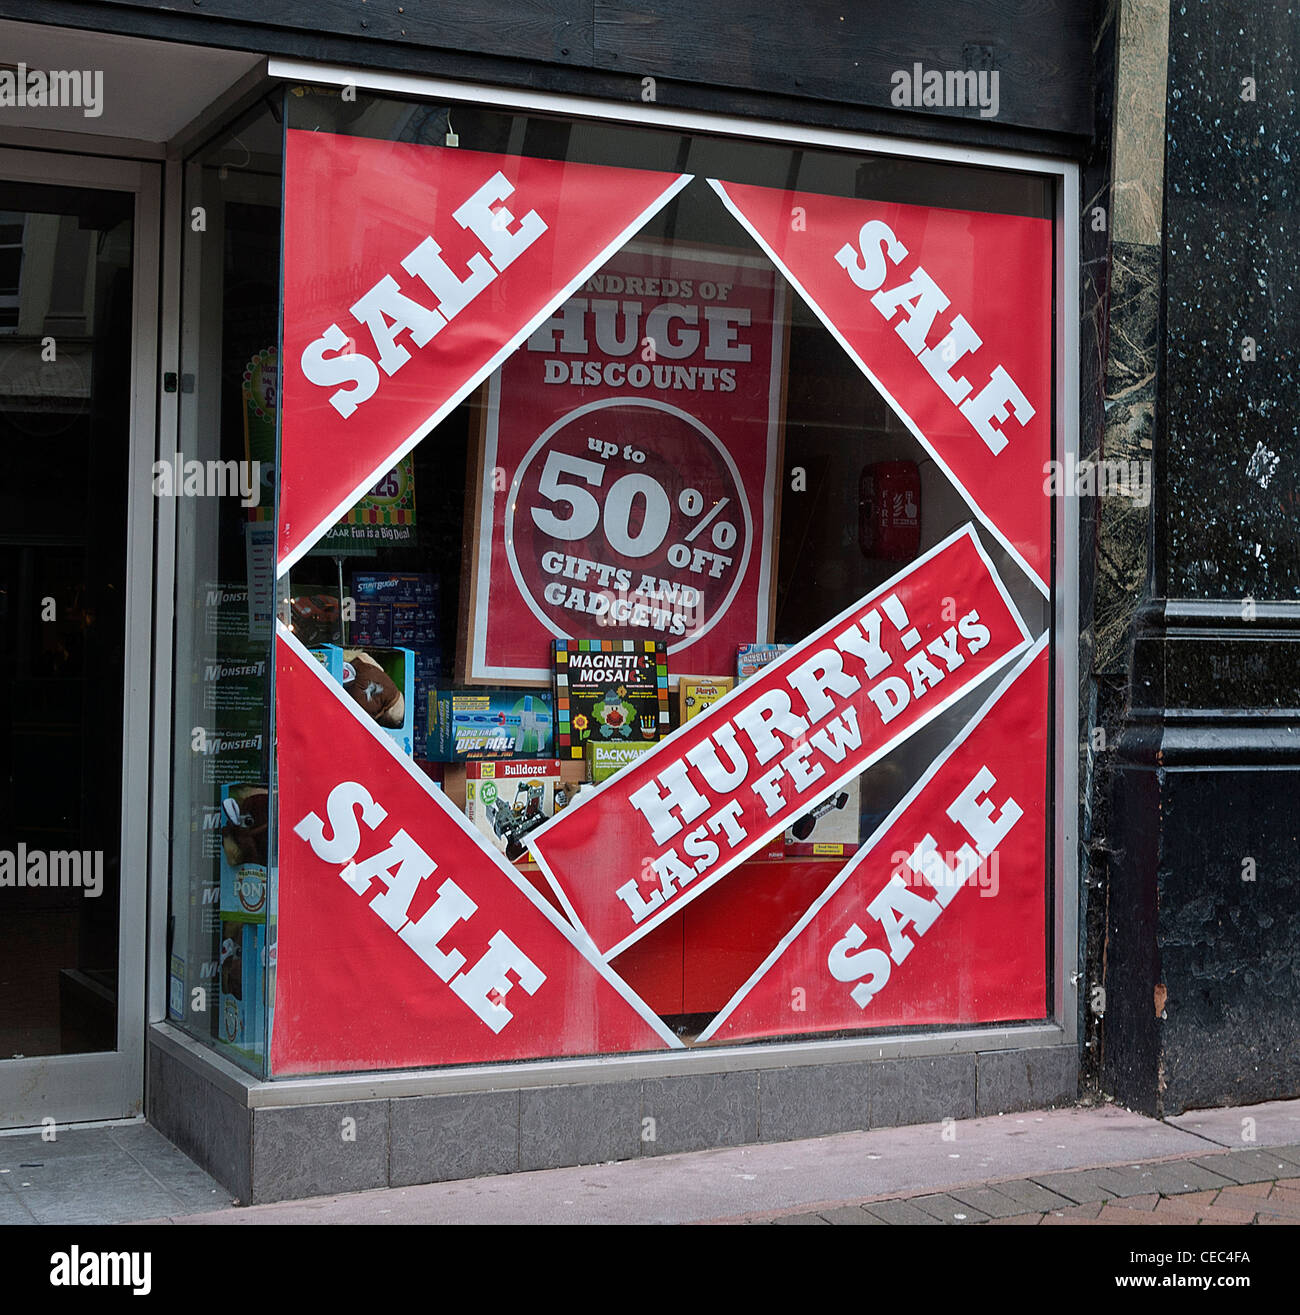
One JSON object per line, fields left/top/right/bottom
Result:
{"left": 859, "top": 460, "right": 921, "bottom": 560}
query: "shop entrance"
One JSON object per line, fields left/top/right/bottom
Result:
{"left": 0, "top": 150, "right": 158, "bottom": 1127}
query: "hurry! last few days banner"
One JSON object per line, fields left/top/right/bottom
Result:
{"left": 528, "top": 524, "right": 1031, "bottom": 960}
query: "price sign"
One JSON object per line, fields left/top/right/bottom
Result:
{"left": 507, "top": 398, "right": 751, "bottom": 649}
{"left": 469, "top": 243, "right": 785, "bottom": 684}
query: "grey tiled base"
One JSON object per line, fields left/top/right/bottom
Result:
{"left": 146, "top": 1029, "right": 1078, "bottom": 1205}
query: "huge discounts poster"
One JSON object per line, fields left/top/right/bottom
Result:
{"left": 467, "top": 243, "right": 785, "bottom": 684}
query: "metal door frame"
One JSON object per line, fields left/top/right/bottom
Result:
{"left": 0, "top": 146, "right": 160, "bottom": 1126}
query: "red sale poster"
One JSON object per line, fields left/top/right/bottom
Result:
{"left": 699, "top": 637, "right": 1049, "bottom": 1041}
{"left": 709, "top": 179, "right": 1052, "bottom": 594}
{"left": 272, "top": 625, "right": 680, "bottom": 1075}
{"left": 280, "top": 131, "right": 691, "bottom": 574}
{"left": 466, "top": 242, "right": 785, "bottom": 684}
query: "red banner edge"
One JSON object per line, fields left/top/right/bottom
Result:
{"left": 706, "top": 177, "right": 1050, "bottom": 600}
{"left": 695, "top": 630, "right": 1049, "bottom": 1043}
{"left": 276, "top": 171, "right": 695, "bottom": 578}
{"left": 273, "top": 620, "right": 684, "bottom": 1051}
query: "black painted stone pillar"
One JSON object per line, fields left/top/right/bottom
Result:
{"left": 1100, "top": 1, "right": 1300, "bottom": 1116}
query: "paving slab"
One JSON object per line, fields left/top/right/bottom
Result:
{"left": 1191, "top": 1149, "right": 1300, "bottom": 1185}
{"left": 909, "top": 1192, "right": 990, "bottom": 1223}
{"left": 983, "top": 1178, "right": 1073, "bottom": 1213}
{"left": 948, "top": 1184, "right": 1034, "bottom": 1218}
{"left": 1028, "top": 1169, "right": 1118, "bottom": 1205}
{"left": 1086, "top": 1165, "right": 1171, "bottom": 1198}
{"left": 1133, "top": 1159, "right": 1236, "bottom": 1195}
{"left": 860, "top": 1199, "right": 942, "bottom": 1225}
{"left": 0, "top": 1184, "right": 38, "bottom": 1225}
{"left": 0, "top": 1118, "right": 230, "bottom": 1225}
{"left": 1253, "top": 1194, "right": 1300, "bottom": 1222}
{"left": 1166, "top": 1099, "right": 1300, "bottom": 1149}
{"left": 1040, "top": 1202, "right": 1104, "bottom": 1222}
{"left": 817, "top": 1205, "right": 885, "bottom": 1225}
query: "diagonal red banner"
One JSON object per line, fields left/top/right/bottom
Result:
{"left": 709, "top": 179, "right": 1052, "bottom": 594}
{"left": 698, "top": 638, "right": 1049, "bottom": 1042}
{"left": 271, "top": 625, "right": 680, "bottom": 1075}
{"left": 279, "top": 129, "right": 691, "bottom": 574}
{"left": 528, "top": 524, "right": 1032, "bottom": 961}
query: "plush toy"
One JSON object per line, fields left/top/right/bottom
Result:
{"left": 221, "top": 786, "right": 268, "bottom": 867}
{"left": 342, "top": 650, "right": 405, "bottom": 727}
{"left": 219, "top": 933, "right": 242, "bottom": 999}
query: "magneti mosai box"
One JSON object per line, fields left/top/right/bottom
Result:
{"left": 552, "top": 639, "right": 669, "bottom": 759}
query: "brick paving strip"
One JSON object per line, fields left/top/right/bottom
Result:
{"left": 753, "top": 1143, "right": 1300, "bottom": 1226}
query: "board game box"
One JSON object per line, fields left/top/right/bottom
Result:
{"left": 737, "top": 643, "right": 791, "bottom": 682}
{"left": 351, "top": 571, "right": 441, "bottom": 731}
{"left": 311, "top": 645, "right": 415, "bottom": 755}
{"left": 552, "top": 639, "right": 670, "bottom": 760}
{"left": 678, "top": 676, "right": 734, "bottom": 722}
{"left": 585, "top": 739, "right": 658, "bottom": 783}
{"left": 783, "top": 778, "right": 863, "bottom": 856}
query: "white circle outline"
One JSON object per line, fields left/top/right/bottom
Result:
{"left": 503, "top": 396, "right": 754, "bottom": 655}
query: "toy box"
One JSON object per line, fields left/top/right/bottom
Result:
{"left": 737, "top": 643, "right": 790, "bottom": 682}
{"left": 463, "top": 759, "right": 563, "bottom": 862}
{"left": 586, "top": 739, "right": 658, "bottom": 783}
{"left": 783, "top": 778, "right": 863, "bottom": 856}
{"left": 311, "top": 645, "right": 415, "bottom": 755}
{"left": 553, "top": 639, "right": 670, "bottom": 760}
{"left": 218, "top": 782, "right": 268, "bottom": 918}
{"left": 428, "top": 688, "right": 554, "bottom": 760}
{"left": 678, "top": 676, "right": 734, "bottom": 722}
{"left": 350, "top": 571, "right": 441, "bottom": 726}
{"left": 217, "top": 916, "right": 265, "bottom": 1064}
{"left": 288, "top": 588, "right": 344, "bottom": 647}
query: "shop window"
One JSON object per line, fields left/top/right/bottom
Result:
{"left": 172, "top": 83, "right": 1059, "bottom": 1077}
{"left": 167, "top": 103, "right": 282, "bottom": 1074}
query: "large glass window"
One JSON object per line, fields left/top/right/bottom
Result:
{"left": 167, "top": 104, "right": 282, "bottom": 1075}
{"left": 173, "top": 82, "right": 1060, "bottom": 1078}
